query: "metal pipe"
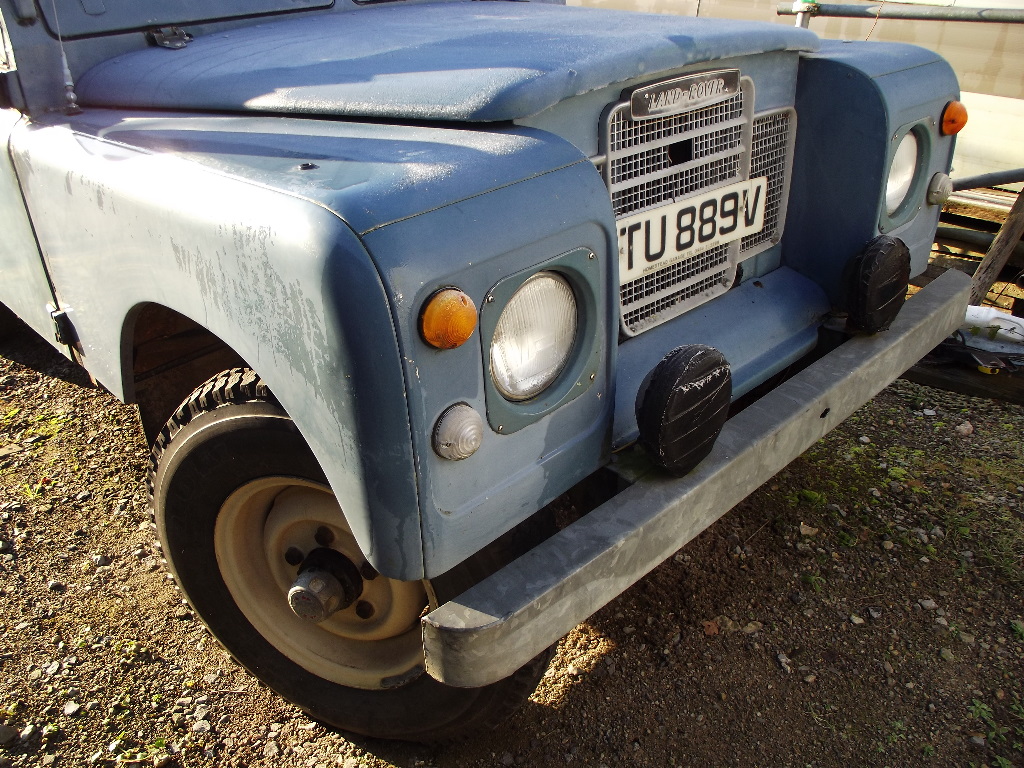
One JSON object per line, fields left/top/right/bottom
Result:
{"left": 936, "top": 226, "right": 1024, "bottom": 261}
{"left": 953, "top": 169, "right": 1024, "bottom": 192}
{"left": 791, "top": 0, "right": 818, "bottom": 26}
{"left": 778, "top": 2, "right": 1024, "bottom": 22}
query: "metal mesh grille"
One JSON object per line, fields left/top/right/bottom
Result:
{"left": 609, "top": 123, "right": 744, "bottom": 187}
{"left": 621, "top": 260, "right": 731, "bottom": 333}
{"left": 620, "top": 244, "right": 731, "bottom": 308}
{"left": 741, "top": 110, "right": 792, "bottom": 252}
{"left": 608, "top": 93, "right": 744, "bottom": 152}
{"left": 611, "top": 155, "right": 741, "bottom": 218}
{"left": 605, "top": 80, "right": 752, "bottom": 334}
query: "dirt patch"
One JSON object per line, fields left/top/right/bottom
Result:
{"left": 2, "top": 324, "right": 1023, "bottom": 768}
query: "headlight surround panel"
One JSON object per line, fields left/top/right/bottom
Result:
{"left": 480, "top": 247, "right": 602, "bottom": 434}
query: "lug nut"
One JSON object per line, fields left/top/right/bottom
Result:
{"left": 360, "top": 562, "right": 379, "bottom": 581}
{"left": 314, "top": 526, "right": 334, "bottom": 546}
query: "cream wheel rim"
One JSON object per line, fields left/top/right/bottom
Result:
{"left": 214, "top": 478, "right": 427, "bottom": 690}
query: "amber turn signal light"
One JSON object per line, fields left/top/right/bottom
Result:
{"left": 941, "top": 100, "right": 968, "bottom": 136}
{"left": 421, "top": 288, "right": 477, "bottom": 349}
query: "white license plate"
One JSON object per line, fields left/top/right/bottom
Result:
{"left": 617, "top": 177, "right": 767, "bottom": 284}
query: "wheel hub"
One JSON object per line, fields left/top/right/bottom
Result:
{"left": 288, "top": 547, "right": 363, "bottom": 623}
{"left": 214, "top": 478, "right": 429, "bottom": 689}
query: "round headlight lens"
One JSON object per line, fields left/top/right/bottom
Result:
{"left": 490, "top": 272, "right": 577, "bottom": 402}
{"left": 885, "top": 132, "right": 919, "bottom": 216}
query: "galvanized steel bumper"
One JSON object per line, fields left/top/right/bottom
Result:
{"left": 421, "top": 269, "right": 970, "bottom": 688}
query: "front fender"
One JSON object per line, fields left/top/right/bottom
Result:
{"left": 10, "top": 116, "right": 424, "bottom": 578}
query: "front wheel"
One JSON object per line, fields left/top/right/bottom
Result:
{"left": 149, "top": 368, "right": 550, "bottom": 742}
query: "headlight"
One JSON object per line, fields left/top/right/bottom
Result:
{"left": 490, "top": 272, "right": 577, "bottom": 401}
{"left": 885, "top": 132, "right": 919, "bottom": 216}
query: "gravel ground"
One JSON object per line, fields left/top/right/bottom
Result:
{"left": 2, "top": 321, "right": 1023, "bottom": 768}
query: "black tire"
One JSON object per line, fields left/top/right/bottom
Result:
{"left": 148, "top": 368, "right": 551, "bottom": 743}
{"left": 0, "top": 303, "right": 20, "bottom": 341}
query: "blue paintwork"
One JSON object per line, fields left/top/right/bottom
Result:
{"left": 360, "top": 164, "right": 618, "bottom": 577}
{"left": 0, "top": 0, "right": 959, "bottom": 583}
{"left": 10, "top": 115, "right": 428, "bottom": 578}
{"left": 0, "top": 108, "right": 60, "bottom": 344}
{"left": 782, "top": 41, "right": 958, "bottom": 305}
{"left": 76, "top": 2, "right": 818, "bottom": 122}
{"left": 7, "top": 107, "right": 615, "bottom": 579}
{"left": 57, "top": 111, "right": 587, "bottom": 237}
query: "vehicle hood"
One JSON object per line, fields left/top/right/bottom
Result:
{"left": 76, "top": 1, "right": 819, "bottom": 123}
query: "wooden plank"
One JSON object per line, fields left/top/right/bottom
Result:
{"left": 970, "top": 190, "right": 1024, "bottom": 304}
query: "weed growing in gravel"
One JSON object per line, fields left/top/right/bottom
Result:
{"left": 969, "top": 698, "right": 1017, "bottom": 751}
{"left": 885, "top": 719, "right": 908, "bottom": 745}
{"left": 1011, "top": 620, "right": 1024, "bottom": 642}
{"left": 115, "top": 735, "right": 169, "bottom": 765}
{"left": 946, "top": 504, "right": 1024, "bottom": 586}
{"left": 801, "top": 572, "right": 825, "bottom": 592}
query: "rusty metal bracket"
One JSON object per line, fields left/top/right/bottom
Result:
{"left": 148, "top": 27, "right": 193, "bottom": 49}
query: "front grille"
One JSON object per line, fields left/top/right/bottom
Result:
{"left": 622, "top": 263, "right": 731, "bottom": 332}
{"left": 608, "top": 93, "right": 745, "bottom": 154}
{"left": 602, "top": 77, "right": 794, "bottom": 336}
{"left": 607, "top": 92, "right": 746, "bottom": 218}
{"left": 741, "top": 109, "right": 794, "bottom": 252}
{"left": 611, "top": 155, "right": 741, "bottom": 219}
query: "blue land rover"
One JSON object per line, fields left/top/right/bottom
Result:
{"left": 0, "top": 0, "right": 969, "bottom": 741}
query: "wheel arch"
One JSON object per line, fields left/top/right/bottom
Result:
{"left": 122, "top": 302, "right": 246, "bottom": 443}
{"left": 121, "top": 291, "right": 422, "bottom": 579}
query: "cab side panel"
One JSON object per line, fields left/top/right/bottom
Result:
{"left": 0, "top": 108, "right": 60, "bottom": 342}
